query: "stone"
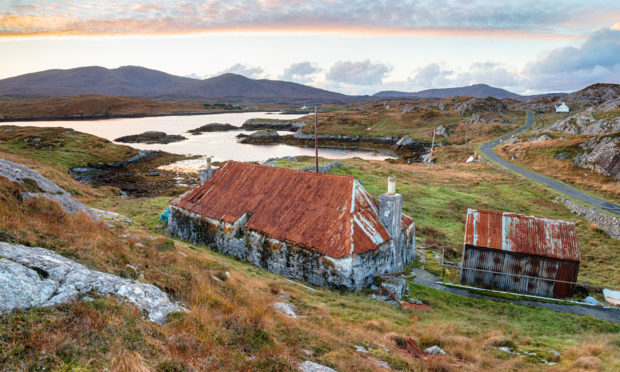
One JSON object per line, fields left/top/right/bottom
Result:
{"left": 424, "top": 345, "right": 446, "bottom": 355}
{"left": 355, "top": 345, "right": 369, "bottom": 354}
{"left": 369, "top": 357, "right": 390, "bottom": 369}
{"left": 466, "top": 155, "right": 475, "bottom": 163}
{"left": 503, "top": 136, "right": 521, "bottom": 145}
{"left": 573, "top": 135, "right": 619, "bottom": 178}
{"left": 554, "top": 154, "right": 569, "bottom": 160}
{"left": 90, "top": 208, "right": 133, "bottom": 226}
{"left": 298, "top": 361, "right": 338, "bottom": 372}
{"left": 395, "top": 135, "right": 415, "bottom": 147}
{"left": 273, "top": 302, "right": 300, "bottom": 318}
{"left": 528, "top": 134, "right": 552, "bottom": 143}
{"left": 0, "top": 157, "right": 97, "bottom": 219}
{"left": 435, "top": 125, "right": 452, "bottom": 138}
{"left": 497, "top": 346, "right": 515, "bottom": 354}
{"left": 0, "top": 242, "right": 180, "bottom": 324}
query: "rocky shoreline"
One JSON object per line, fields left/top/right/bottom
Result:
{"left": 238, "top": 130, "right": 429, "bottom": 160}
{"left": 241, "top": 118, "right": 306, "bottom": 131}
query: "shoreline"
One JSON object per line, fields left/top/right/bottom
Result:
{"left": 0, "top": 109, "right": 279, "bottom": 123}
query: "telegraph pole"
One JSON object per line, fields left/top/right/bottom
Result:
{"left": 315, "top": 106, "right": 319, "bottom": 173}
{"left": 428, "top": 128, "right": 436, "bottom": 170}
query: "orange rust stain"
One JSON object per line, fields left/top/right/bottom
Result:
{"left": 171, "top": 161, "right": 415, "bottom": 259}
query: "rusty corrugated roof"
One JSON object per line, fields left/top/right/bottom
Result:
{"left": 464, "top": 208, "right": 580, "bottom": 262}
{"left": 170, "top": 161, "right": 414, "bottom": 259}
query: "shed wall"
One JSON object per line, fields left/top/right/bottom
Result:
{"left": 460, "top": 245, "right": 579, "bottom": 298}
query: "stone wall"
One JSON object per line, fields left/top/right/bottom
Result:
{"left": 558, "top": 197, "right": 620, "bottom": 239}
{"left": 167, "top": 206, "right": 416, "bottom": 289}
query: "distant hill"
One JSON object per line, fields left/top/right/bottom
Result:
{"left": 373, "top": 84, "right": 522, "bottom": 99}
{"left": 0, "top": 66, "right": 353, "bottom": 104}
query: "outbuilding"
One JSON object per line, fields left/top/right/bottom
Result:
{"left": 555, "top": 102, "right": 570, "bottom": 112}
{"left": 460, "top": 208, "right": 580, "bottom": 298}
{"left": 167, "top": 161, "right": 416, "bottom": 289}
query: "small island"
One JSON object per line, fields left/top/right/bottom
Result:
{"left": 115, "top": 131, "right": 186, "bottom": 144}
{"left": 188, "top": 123, "right": 238, "bottom": 135}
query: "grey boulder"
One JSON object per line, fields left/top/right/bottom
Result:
{"left": 0, "top": 242, "right": 180, "bottom": 324}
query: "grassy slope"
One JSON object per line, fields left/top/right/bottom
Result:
{"left": 0, "top": 129, "right": 619, "bottom": 371}
{"left": 293, "top": 99, "right": 521, "bottom": 143}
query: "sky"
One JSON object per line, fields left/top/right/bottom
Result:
{"left": 1, "top": 0, "right": 619, "bottom": 95}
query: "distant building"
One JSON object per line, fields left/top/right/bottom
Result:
{"left": 555, "top": 102, "right": 570, "bottom": 112}
{"left": 460, "top": 209, "right": 580, "bottom": 298}
{"left": 167, "top": 161, "right": 416, "bottom": 289}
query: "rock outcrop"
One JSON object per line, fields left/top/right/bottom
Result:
{"left": 561, "top": 83, "right": 620, "bottom": 108}
{"left": 547, "top": 98, "right": 620, "bottom": 135}
{"left": 241, "top": 119, "right": 306, "bottom": 131}
{"left": 454, "top": 97, "right": 508, "bottom": 116}
{"left": 0, "top": 242, "right": 180, "bottom": 324}
{"left": 0, "top": 157, "right": 96, "bottom": 218}
{"left": 573, "top": 135, "right": 620, "bottom": 178}
{"left": 115, "top": 131, "right": 186, "bottom": 144}
{"left": 188, "top": 123, "right": 238, "bottom": 134}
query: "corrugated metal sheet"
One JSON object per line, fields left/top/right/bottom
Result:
{"left": 170, "top": 161, "right": 414, "bottom": 259}
{"left": 460, "top": 246, "right": 579, "bottom": 298}
{"left": 464, "top": 208, "right": 580, "bottom": 262}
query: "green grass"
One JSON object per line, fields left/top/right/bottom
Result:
{"left": 0, "top": 125, "right": 137, "bottom": 172}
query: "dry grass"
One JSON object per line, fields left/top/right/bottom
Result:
{"left": 497, "top": 136, "right": 620, "bottom": 204}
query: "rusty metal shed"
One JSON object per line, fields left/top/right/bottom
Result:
{"left": 460, "top": 208, "right": 580, "bottom": 298}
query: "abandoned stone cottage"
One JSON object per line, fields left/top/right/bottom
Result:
{"left": 167, "top": 161, "right": 416, "bottom": 289}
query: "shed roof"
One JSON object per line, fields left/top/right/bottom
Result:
{"left": 464, "top": 208, "right": 580, "bottom": 262}
{"left": 170, "top": 161, "right": 414, "bottom": 259}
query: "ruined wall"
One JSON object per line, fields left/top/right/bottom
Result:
{"left": 168, "top": 206, "right": 416, "bottom": 289}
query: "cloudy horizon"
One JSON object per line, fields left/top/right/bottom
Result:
{"left": 1, "top": 1, "right": 619, "bottom": 95}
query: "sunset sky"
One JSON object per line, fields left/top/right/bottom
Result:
{"left": 1, "top": 0, "right": 619, "bottom": 95}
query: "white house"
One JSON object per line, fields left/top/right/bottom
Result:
{"left": 555, "top": 102, "right": 570, "bottom": 113}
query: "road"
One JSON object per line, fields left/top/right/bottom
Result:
{"left": 480, "top": 111, "right": 620, "bottom": 216}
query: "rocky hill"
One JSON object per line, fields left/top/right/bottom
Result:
{"left": 560, "top": 83, "right": 620, "bottom": 108}
{"left": 0, "top": 66, "right": 354, "bottom": 104}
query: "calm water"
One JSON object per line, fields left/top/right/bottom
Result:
{"left": 6, "top": 112, "right": 395, "bottom": 162}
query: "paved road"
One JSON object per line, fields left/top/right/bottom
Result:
{"left": 480, "top": 111, "right": 620, "bottom": 216}
{"left": 411, "top": 268, "right": 620, "bottom": 323}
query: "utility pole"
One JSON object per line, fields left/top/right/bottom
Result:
{"left": 465, "top": 121, "right": 469, "bottom": 146}
{"left": 314, "top": 106, "right": 319, "bottom": 173}
{"left": 428, "top": 128, "right": 436, "bottom": 170}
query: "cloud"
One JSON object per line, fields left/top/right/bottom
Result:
{"left": 280, "top": 62, "right": 320, "bottom": 83}
{"left": 1, "top": 0, "right": 619, "bottom": 37}
{"left": 216, "top": 63, "right": 263, "bottom": 78}
{"left": 327, "top": 60, "right": 390, "bottom": 86}
{"left": 523, "top": 28, "right": 620, "bottom": 90}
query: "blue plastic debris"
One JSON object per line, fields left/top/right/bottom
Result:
{"left": 160, "top": 207, "right": 170, "bottom": 223}
{"left": 583, "top": 296, "right": 600, "bottom": 305}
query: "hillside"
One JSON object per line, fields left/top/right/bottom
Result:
{"left": 0, "top": 132, "right": 619, "bottom": 370}
{"left": 0, "top": 95, "right": 213, "bottom": 120}
{"left": 374, "top": 84, "right": 522, "bottom": 99}
{"left": 0, "top": 66, "right": 354, "bottom": 104}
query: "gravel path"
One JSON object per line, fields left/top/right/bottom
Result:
{"left": 480, "top": 111, "right": 620, "bottom": 216}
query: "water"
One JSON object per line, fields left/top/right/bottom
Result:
{"left": 5, "top": 112, "right": 396, "bottom": 162}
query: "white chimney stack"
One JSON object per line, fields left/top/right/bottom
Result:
{"left": 200, "top": 156, "right": 216, "bottom": 183}
{"left": 387, "top": 175, "right": 396, "bottom": 194}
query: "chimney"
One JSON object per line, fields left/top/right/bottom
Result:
{"left": 379, "top": 176, "right": 403, "bottom": 265}
{"left": 199, "top": 156, "right": 216, "bottom": 183}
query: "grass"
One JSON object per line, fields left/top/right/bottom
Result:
{"left": 292, "top": 99, "right": 521, "bottom": 143}
{"left": 496, "top": 135, "right": 620, "bottom": 205}
{"left": 1, "top": 126, "right": 620, "bottom": 370}
{"left": 0, "top": 125, "right": 138, "bottom": 172}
